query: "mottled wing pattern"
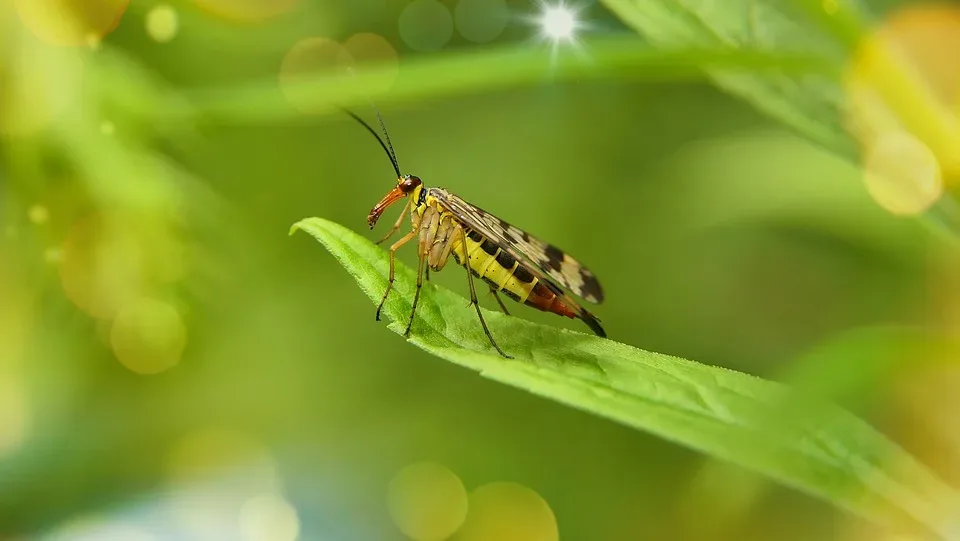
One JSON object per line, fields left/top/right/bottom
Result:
{"left": 430, "top": 188, "right": 604, "bottom": 303}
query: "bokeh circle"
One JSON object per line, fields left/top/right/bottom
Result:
{"left": 399, "top": 0, "right": 454, "bottom": 52}
{"left": 342, "top": 33, "right": 399, "bottom": 96}
{"left": 110, "top": 297, "right": 187, "bottom": 375}
{"left": 457, "top": 482, "right": 558, "bottom": 541}
{"left": 14, "top": 0, "right": 129, "bottom": 46}
{"left": 191, "top": 0, "right": 300, "bottom": 22}
{"left": 844, "top": 3, "right": 960, "bottom": 211}
{"left": 387, "top": 462, "right": 469, "bottom": 541}
{"left": 454, "top": 0, "right": 508, "bottom": 43}
{"left": 146, "top": 4, "right": 179, "bottom": 43}
{"left": 279, "top": 37, "right": 352, "bottom": 114}
{"left": 863, "top": 130, "right": 942, "bottom": 215}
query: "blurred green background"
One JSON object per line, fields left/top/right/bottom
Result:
{"left": 2, "top": 0, "right": 959, "bottom": 540}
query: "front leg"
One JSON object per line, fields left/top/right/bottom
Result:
{"left": 405, "top": 205, "right": 439, "bottom": 336}
{"left": 377, "top": 229, "right": 418, "bottom": 321}
{"left": 375, "top": 198, "right": 411, "bottom": 245}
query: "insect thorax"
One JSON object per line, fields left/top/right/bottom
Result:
{"left": 409, "top": 185, "right": 440, "bottom": 225}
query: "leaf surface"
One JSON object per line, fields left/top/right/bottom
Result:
{"left": 292, "top": 216, "right": 960, "bottom": 540}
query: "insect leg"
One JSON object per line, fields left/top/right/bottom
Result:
{"left": 376, "top": 229, "right": 418, "bottom": 321}
{"left": 403, "top": 246, "right": 427, "bottom": 337}
{"left": 375, "top": 198, "right": 411, "bottom": 245}
{"left": 459, "top": 228, "right": 511, "bottom": 358}
{"left": 488, "top": 287, "right": 511, "bottom": 316}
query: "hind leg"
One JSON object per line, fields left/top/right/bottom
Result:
{"left": 459, "top": 229, "right": 510, "bottom": 358}
{"left": 488, "top": 286, "right": 511, "bottom": 315}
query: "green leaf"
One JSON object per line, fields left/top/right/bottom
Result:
{"left": 291, "top": 216, "right": 959, "bottom": 540}
{"left": 598, "top": 0, "right": 859, "bottom": 158}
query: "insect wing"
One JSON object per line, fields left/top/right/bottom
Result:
{"left": 430, "top": 189, "right": 604, "bottom": 303}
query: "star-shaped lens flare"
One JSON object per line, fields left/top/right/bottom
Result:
{"left": 540, "top": 3, "right": 577, "bottom": 41}
{"left": 523, "top": 1, "right": 590, "bottom": 68}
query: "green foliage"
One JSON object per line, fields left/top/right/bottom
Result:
{"left": 598, "top": 0, "right": 857, "bottom": 158}
{"left": 291, "top": 217, "right": 958, "bottom": 540}
{"left": 599, "top": 0, "right": 960, "bottom": 260}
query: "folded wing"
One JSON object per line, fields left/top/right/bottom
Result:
{"left": 430, "top": 188, "right": 604, "bottom": 304}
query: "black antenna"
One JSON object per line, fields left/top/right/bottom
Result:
{"left": 374, "top": 108, "right": 399, "bottom": 170}
{"left": 339, "top": 107, "right": 402, "bottom": 178}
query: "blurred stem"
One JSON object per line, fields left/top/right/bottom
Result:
{"left": 181, "top": 36, "right": 838, "bottom": 124}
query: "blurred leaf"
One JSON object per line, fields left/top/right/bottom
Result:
{"left": 291, "top": 216, "right": 959, "bottom": 540}
{"left": 599, "top": 0, "right": 960, "bottom": 243}
{"left": 783, "top": 326, "right": 959, "bottom": 406}
{"left": 187, "top": 35, "right": 834, "bottom": 124}
{"left": 599, "top": 0, "right": 859, "bottom": 158}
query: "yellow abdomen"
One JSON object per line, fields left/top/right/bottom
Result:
{"left": 451, "top": 228, "right": 538, "bottom": 303}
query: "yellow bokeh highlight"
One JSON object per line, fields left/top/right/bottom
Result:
{"left": 110, "top": 296, "right": 186, "bottom": 375}
{"left": 239, "top": 493, "right": 301, "bottom": 541}
{"left": 863, "top": 130, "right": 942, "bottom": 215}
{"left": 342, "top": 33, "right": 399, "bottom": 96}
{"left": 44, "top": 247, "right": 61, "bottom": 263}
{"left": 863, "top": 361, "right": 960, "bottom": 533}
{"left": 673, "top": 459, "right": 767, "bottom": 540}
{"left": 0, "top": 378, "right": 28, "bottom": 456}
{"left": 279, "top": 33, "right": 399, "bottom": 111}
{"left": 0, "top": 1, "right": 11, "bottom": 30}
{"left": 59, "top": 213, "right": 185, "bottom": 319}
{"left": 456, "top": 482, "right": 558, "bottom": 541}
{"left": 841, "top": 513, "right": 928, "bottom": 541}
{"left": 0, "top": 259, "right": 31, "bottom": 366}
{"left": 0, "top": 41, "right": 83, "bottom": 138}
{"left": 166, "top": 429, "right": 282, "bottom": 537}
{"left": 192, "top": 0, "right": 300, "bottom": 23}
{"left": 0, "top": 239, "right": 33, "bottom": 460}
{"left": 86, "top": 33, "right": 103, "bottom": 50}
{"left": 387, "top": 461, "right": 468, "bottom": 541}
{"left": 14, "top": 0, "right": 128, "bottom": 47}
{"left": 166, "top": 428, "right": 280, "bottom": 489}
{"left": 28, "top": 204, "right": 49, "bottom": 224}
{"left": 845, "top": 4, "right": 960, "bottom": 198}
{"left": 145, "top": 4, "right": 178, "bottom": 43}
{"left": 279, "top": 37, "right": 351, "bottom": 115}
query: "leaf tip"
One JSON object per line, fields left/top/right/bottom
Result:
{"left": 289, "top": 219, "right": 308, "bottom": 237}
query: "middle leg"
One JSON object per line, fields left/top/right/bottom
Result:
{"left": 403, "top": 248, "right": 427, "bottom": 337}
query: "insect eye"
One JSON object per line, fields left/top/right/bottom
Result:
{"left": 399, "top": 175, "right": 421, "bottom": 193}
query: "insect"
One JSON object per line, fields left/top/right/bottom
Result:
{"left": 345, "top": 108, "right": 605, "bottom": 358}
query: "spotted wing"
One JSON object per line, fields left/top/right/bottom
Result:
{"left": 430, "top": 188, "right": 604, "bottom": 303}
